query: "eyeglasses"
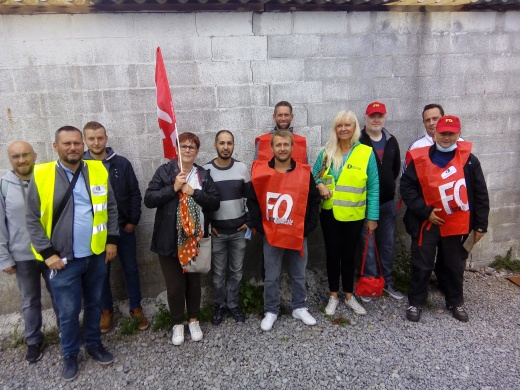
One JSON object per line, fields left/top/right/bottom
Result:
{"left": 179, "top": 145, "right": 197, "bottom": 152}
{"left": 9, "top": 153, "right": 32, "bottom": 161}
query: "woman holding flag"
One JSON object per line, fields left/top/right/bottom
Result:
{"left": 145, "top": 132, "right": 219, "bottom": 346}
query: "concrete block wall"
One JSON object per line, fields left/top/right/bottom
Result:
{"left": 0, "top": 11, "right": 519, "bottom": 313}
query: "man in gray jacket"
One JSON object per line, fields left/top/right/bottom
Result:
{"left": 26, "top": 127, "right": 119, "bottom": 382}
{"left": 1, "top": 141, "right": 58, "bottom": 364}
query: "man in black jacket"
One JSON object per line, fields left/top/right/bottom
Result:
{"left": 400, "top": 116, "right": 489, "bottom": 323}
{"left": 359, "top": 102, "right": 403, "bottom": 301}
{"left": 83, "top": 121, "right": 148, "bottom": 333}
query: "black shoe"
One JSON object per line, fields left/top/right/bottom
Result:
{"left": 62, "top": 355, "right": 78, "bottom": 382}
{"left": 26, "top": 341, "right": 45, "bottom": 364}
{"left": 86, "top": 344, "right": 114, "bottom": 365}
{"left": 212, "top": 306, "right": 227, "bottom": 326}
{"left": 229, "top": 307, "right": 245, "bottom": 323}
{"left": 449, "top": 305, "right": 469, "bottom": 322}
{"left": 406, "top": 306, "right": 422, "bottom": 322}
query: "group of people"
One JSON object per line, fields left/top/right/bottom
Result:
{"left": 0, "top": 100, "right": 489, "bottom": 382}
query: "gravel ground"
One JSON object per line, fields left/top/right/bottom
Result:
{"left": 0, "top": 270, "right": 519, "bottom": 389}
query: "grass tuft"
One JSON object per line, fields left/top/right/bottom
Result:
{"left": 490, "top": 247, "right": 520, "bottom": 272}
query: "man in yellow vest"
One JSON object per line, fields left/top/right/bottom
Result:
{"left": 26, "top": 126, "right": 119, "bottom": 382}
{"left": 248, "top": 130, "right": 321, "bottom": 331}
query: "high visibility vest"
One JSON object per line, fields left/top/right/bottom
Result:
{"left": 410, "top": 142, "right": 472, "bottom": 237}
{"left": 31, "top": 160, "right": 110, "bottom": 260}
{"left": 251, "top": 160, "right": 310, "bottom": 251}
{"left": 255, "top": 133, "right": 307, "bottom": 164}
{"left": 321, "top": 144, "right": 372, "bottom": 222}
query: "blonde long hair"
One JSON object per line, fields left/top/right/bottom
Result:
{"left": 323, "top": 110, "right": 361, "bottom": 173}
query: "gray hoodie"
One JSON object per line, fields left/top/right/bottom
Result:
{"left": 0, "top": 170, "right": 36, "bottom": 270}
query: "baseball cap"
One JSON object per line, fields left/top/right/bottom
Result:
{"left": 366, "top": 102, "right": 387, "bottom": 116}
{"left": 436, "top": 115, "right": 461, "bottom": 133}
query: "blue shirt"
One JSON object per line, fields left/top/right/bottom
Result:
{"left": 58, "top": 161, "right": 94, "bottom": 258}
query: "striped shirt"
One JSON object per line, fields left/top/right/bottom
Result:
{"left": 202, "top": 158, "right": 251, "bottom": 234}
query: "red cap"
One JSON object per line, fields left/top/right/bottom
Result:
{"left": 436, "top": 115, "right": 461, "bottom": 133}
{"left": 366, "top": 102, "right": 387, "bottom": 116}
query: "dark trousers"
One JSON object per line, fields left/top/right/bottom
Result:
{"left": 320, "top": 209, "right": 365, "bottom": 294}
{"left": 408, "top": 224, "right": 468, "bottom": 308}
{"left": 158, "top": 255, "right": 201, "bottom": 325}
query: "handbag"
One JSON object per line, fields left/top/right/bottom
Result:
{"left": 355, "top": 229, "right": 385, "bottom": 298}
{"left": 185, "top": 235, "right": 211, "bottom": 274}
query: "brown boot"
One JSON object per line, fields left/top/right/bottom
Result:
{"left": 100, "top": 310, "right": 113, "bottom": 334}
{"left": 130, "top": 307, "right": 149, "bottom": 331}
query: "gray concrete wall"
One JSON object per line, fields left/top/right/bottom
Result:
{"left": 1, "top": 11, "right": 519, "bottom": 314}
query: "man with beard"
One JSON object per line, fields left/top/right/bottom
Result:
{"left": 26, "top": 126, "right": 119, "bottom": 381}
{"left": 203, "top": 130, "right": 253, "bottom": 325}
{"left": 248, "top": 130, "right": 321, "bottom": 331}
{"left": 1, "top": 141, "right": 59, "bottom": 363}
{"left": 83, "top": 121, "right": 148, "bottom": 333}
{"left": 254, "top": 101, "right": 307, "bottom": 164}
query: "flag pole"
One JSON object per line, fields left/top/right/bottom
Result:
{"left": 175, "top": 123, "right": 183, "bottom": 172}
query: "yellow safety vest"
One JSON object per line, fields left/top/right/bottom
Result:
{"left": 321, "top": 144, "right": 372, "bottom": 221}
{"left": 31, "top": 160, "right": 109, "bottom": 260}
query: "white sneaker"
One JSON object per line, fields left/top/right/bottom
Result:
{"left": 324, "top": 296, "right": 339, "bottom": 315}
{"left": 260, "top": 312, "right": 278, "bottom": 331}
{"left": 172, "top": 324, "right": 184, "bottom": 346}
{"left": 345, "top": 296, "right": 367, "bottom": 315}
{"left": 292, "top": 308, "right": 317, "bottom": 326}
{"left": 188, "top": 321, "right": 203, "bottom": 342}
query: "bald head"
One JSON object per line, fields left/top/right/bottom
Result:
{"left": 7, "top": 141, "right": 37, "bottom": 180}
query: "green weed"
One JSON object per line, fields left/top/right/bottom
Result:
{"left": 490, "top": 247, "right": 520, "bottom": 272}
{"left": 151, "top": 302, "right": 173, "bottom": 332}
{"left": 239, "top": 279, "right": 264, "bottom": 315}
{"left": 1, "top": 326, "right": 25, "bottom": 351}
{"left": 393, "top": 238, "right": 412, "bottom": 294}
{"left": 329, "top": 314, "right": 351, "bottom": 327}
{"left": 116, "top": 317, "right": 140, "bottom": 340}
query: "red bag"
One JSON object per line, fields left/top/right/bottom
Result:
{"left": 355, "top": 229, "right": 385, "bottom": 298}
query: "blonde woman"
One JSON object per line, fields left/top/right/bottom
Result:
{"left": 312, "top": 110, "right": 379, "bottom": 316}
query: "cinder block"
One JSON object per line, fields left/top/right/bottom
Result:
{"left": 72, "top": 91, "right": 104, "bottom": 115}
{"left": 154, "top": 37, "right": 212, "bottom": 62}
{"left": 479, "top": 153, "right": 516, "bottom": 175}
{"left": 489, "top": 55, "right": 520, "bottom": 73}
{"left": 415, "top": 75, "right": 465, "bottom": 99}
{"left": 489, "top": 206, "right": 520, "bottom": 226}
{"left": 134, "top": 14, "right": 196, "bottom": 37}
{"left": 0, "top": 93, "right": 40, "bottom": 119}
{"left": 441, "top": 95, "right": 485, "bottom": 117}
{"left": 449, "top": 34, "right": 500, "bottom": 55}
{"left": 169, "top": 85, "right": 216, "bottom": 110}
{"left": 375, "top": 12, "right": 423, "bottom": 34}
{"left": 137, "top": 62, "right": 199, "bottom": 89}
{"left": 392, "top": 55, "right": 441, "bottom": 78}
{"left": 305, "top": 58, "right": 355, "bottom": 81}
{"left": 293, "top": 12, "right": 348, "bottom": 35}
{"left": 0, "top": 69, "right": 14, "bottom": 94}
{"left": 4, "top": 15, "right": 72, "bottom": 40}
{"left": 252, "top": 59, "right": 304, "bottom": 83}
{"left": 355, "top": 56, "right": 392, "bottom": 77}
{"left": 176, "top": 108, "right": 255, "bottom": 134}
{"left": 423, "top": 12, "right": 452, "bottom": 33}
{"left": 94, "top": 113, "right": 148, "bottom": 139}
{"left": 270, "top": 82, "right": 322, "bottom": 105}
{"left": 486, "top": 170, "right": 519, "bottom": 191}
{"left": 15, "top": 117, "right": 53, "bottom": 143}
{"left": 216, "top": 84, "right": 269, "bottom": 108}
{"left": 484, "top": 95, "right": 519, "bottom": 114}
{"left": 374, "top": 34, "right": 422, "bottom": 56}
{"left": 212, "top": 36, "right": 267, "bottom": 61}
{"left": 373, "top": 77, "right": 417, "bottom": 100}
{"left": 323, "top": 80, "right": 375, "bottom": 102}
{"left": 103, "top": 89, "right": 155, "bottom": 114}
{"left": 348, "top": 12, "right": 372, "bottom": 35}
{"left": 491, "top": 222, "right": 520, "bottom": 243}
{"left": 306, "top": 102, "right": 351, "bottom": 127}
{"left": 269, "top": 35, "right": 321, "bottom": 59}
{"left": 198, "top": 62, "right": 252, "bottom": 85}
{"left": 463, "top": 74, "right": 514, "bottom": 95}
{"left": 321, "top": 35, "right": 372, "bottom": 57}
{"left": 253, "top": 12, "right": 292, "bottom": 36}
{"left": 196, "top": 13, "right": 253, "bottom": 37}
{"left": 39, "top": 92, "right": 72, "bottom": 118}
{"left": 451, "top": 12, "right": 496, "bottom": 33}
{"left": 92, "top": 38, "right": 152, "bottom": 65}
{"left": 297, "top": 126, "right": 321, "bottom": 147}
{"left": 420, "top": 34, "right": 453, "bottom": 55}
{"left": 71, "top": 14, "right": 135, "bottom": 38}
{"left": 440, "top": 54, "right": 487, "bottom": 75}
{"left": 461, "top": 116, "right": 508, "bottom": 138}
{"left": 504, "top": 11, "right": 520, "bottom": 32}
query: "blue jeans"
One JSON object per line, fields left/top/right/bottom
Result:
{"left": 15, "top": 260, "right": 59, "bottom": 345}
{"left": 101, "top": 230, "right": 142, "bottom": 311}
{"left": 50, "top": 253, "right": 107, "bottom": 357}
{"left": 263, "top": 236, "right": 308, "bottom": 314}
{"left": 361, "top": 200, "right": 397, "bottom": 286}
{"left": 212, "top": 230, "right": 247, "bottom": 309}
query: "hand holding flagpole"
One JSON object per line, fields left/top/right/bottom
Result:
{"left": 155, "top": 47, "right": 183, "bottom": 171}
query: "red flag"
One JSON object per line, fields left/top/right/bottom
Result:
{"left": 155, "top": 47, "right": 178, "bottom": 159}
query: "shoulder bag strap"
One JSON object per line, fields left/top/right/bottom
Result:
{"left": 52, "top": 166, "right": 82, "bottom": 234}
